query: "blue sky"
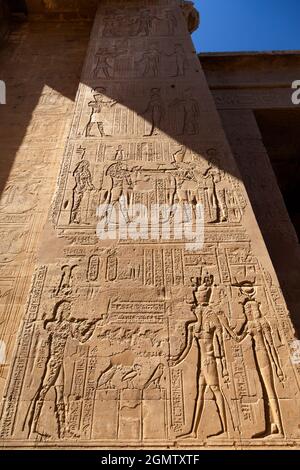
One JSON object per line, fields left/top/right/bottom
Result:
{"left": 192, "top": 0, "right": 300, "bottom": 53}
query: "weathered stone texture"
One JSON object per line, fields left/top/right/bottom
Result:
{"left": 201, "top": 52, "right": 300, "bottom": 334}
{"left": 0, "top": 18, "right": 92, "bottom": 399}
{"left": 0, "top": 0, "right": 299, "bottom": 450}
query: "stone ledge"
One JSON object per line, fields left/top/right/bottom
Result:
{"left": 180, "top": 0, "right": 200, "bottom": 33}
{"left": 8, "top": 1, "right": 200, "bottom": 33}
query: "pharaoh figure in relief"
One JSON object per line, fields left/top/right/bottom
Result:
{"left": 0, "top": 0, "right": 300, "bottom": 449}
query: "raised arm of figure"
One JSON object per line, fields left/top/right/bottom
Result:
{"left": 72, "top": 319, "right": 99, "bottom": 343}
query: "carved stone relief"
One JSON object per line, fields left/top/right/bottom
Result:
{"left": 0, "top": 0, "right": 299, "bottom": 449}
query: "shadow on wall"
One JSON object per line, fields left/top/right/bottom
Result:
{"left": 0, "top": 0, "right": 28, "bottom": 42}
{"left": 0, "top": 13, "right": 93, "bottom": 198}
{"left": 0, "top": 0, "right": 11, "bottom": 43}
{"left": 0, "top": 3, "right": 238, "bottom": 206}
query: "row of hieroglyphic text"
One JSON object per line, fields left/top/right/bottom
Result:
{"left": 1, "top": 240, "right": 299, "bottom": 443}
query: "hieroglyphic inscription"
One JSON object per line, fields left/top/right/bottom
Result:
{"left": 0, "top": 0, "right": 299, "bottom": 449}
{"left": 170, "top": 369, "right": 184, "bottom": 433}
